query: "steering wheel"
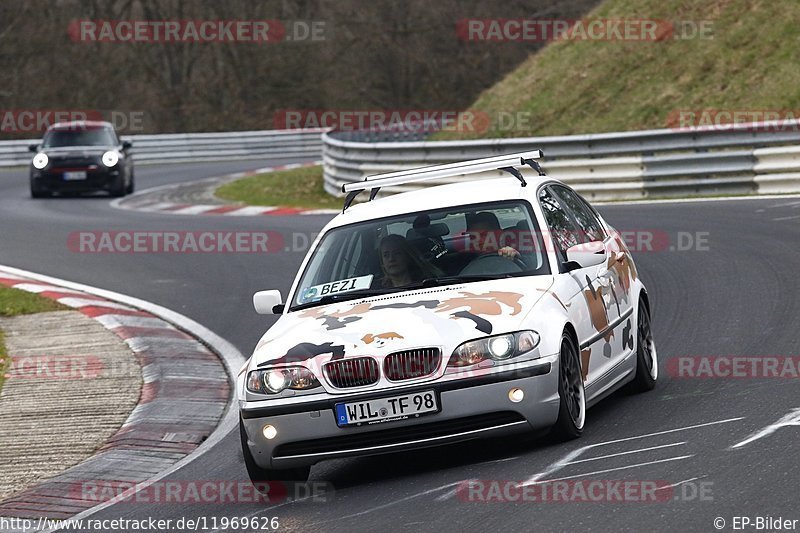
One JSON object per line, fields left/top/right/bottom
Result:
{"left": 459, "top": 252, "right": 527, "bottom": 276}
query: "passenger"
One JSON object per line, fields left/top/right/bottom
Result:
{"left": 467, "top": 211, "right": 520, "bottom": 259}
{"left": 377, "top": 234, "right": 441, "bottom": 288}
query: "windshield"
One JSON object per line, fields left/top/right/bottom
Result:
{"left": 290, "top": 201, "right": 550, "bottom": 310}
{"left": 43, "top": 128, "right": 117, "bottom": 148}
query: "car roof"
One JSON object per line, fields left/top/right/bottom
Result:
{"left": 48, "top": 120, "right": 114, "bottom": 131}
{"left": 328, "top": 174, "right": 559, "bottom": 228}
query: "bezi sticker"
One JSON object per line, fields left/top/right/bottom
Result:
{"left": 302, "top": 274, "right": 374, "bottom": 302}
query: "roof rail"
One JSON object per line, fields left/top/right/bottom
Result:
{"left": 341, "top": 150, "right": 545, "bottom": 211}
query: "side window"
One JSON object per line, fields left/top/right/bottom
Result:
{"left": 551, "top": 186, "right": 605, "bottom": 243}
{"left": 538, "top": 187, "right": 579, "bottom": 256}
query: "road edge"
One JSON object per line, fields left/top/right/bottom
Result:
{"left": 0, "top": 264, "right": 244, "bottom": 532}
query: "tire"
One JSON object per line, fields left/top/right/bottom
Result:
{"left": 629, "top": 300, "right": 658, "bottom": 392}
{"left": 239, "top": 417, "right": 310, "bottom": 490}
{"left": 551, "top": 331, "right": 586, "bottom": 440}
{"left": 110, "top": 176, "right": 126, "bottom": 197}
{"left": 125, "top": 171, "right": 135, "bottom": 194}
{"left": 30, "top": 180, "right": 49, "bottom": 198}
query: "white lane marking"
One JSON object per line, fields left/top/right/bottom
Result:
{"left": 57, "top": 297, "right": 135, "bottom": 310}
{"left": 583, "top": 417, "right": 745, "bottom": 448}
{"left": 8, "top": 282, "right": 83, "bottom": 294}
{"left": 731, "top": 408, "right": 800, "bottom": 449}
{"left": 94, "top": 314, "right": 174, "bottom": 329}
{"left": 307, "top": 482, "right": 463, "bottom": 526}
{"left": 169, "top": 204, "right": 221, "bottom": 215}
{"left": 772, "top": 214, "right": 800, "bottom": 221}
{"left": 0, "top": 264, "right": 244, "bottom": 533}
{"left": 227, "top": 205, "right": 279, "bottom": 216}
{"left": 520, "top": 455, "right": 695, "bottom": 486}
{"left": 562, "top": 442, "right": 687, "bottom": 465}
{"left": 233, "top": 481, "right": 463, "bottom": 528}
{"left": 653, "top": 475, "right": 706, "bottom": 492}
{"left": 518, "top": 417, "right": 743, "bottom": 488}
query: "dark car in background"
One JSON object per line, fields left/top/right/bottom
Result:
{"left": 28, "top": 121, "right": 134, "bottom": 198}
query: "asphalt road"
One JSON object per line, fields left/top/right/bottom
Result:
{"left": 2, "top": 161, "right": 799, "bottom": 532}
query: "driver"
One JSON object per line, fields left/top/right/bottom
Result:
{"left": 376, "top": 234, "right": 442, "bottom": 288}
{"left": 466, "top": 212, "right": 520, "bottom": 259}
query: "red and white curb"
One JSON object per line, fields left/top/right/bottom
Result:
{"left": 0, "top": 265, "right": 243, "bottom": 524}
{"left": 111, "top": 161, "right": 340, "bottom": 216}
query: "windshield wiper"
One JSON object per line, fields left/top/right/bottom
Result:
{"left": 290, "top": 287, "right": 398, "bottom": 311}
{"left": 404, "top": 274, "right": 512, "bottom": 290}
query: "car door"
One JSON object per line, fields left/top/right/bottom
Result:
{"left": 537, "top": 185, "right": 604, "bottom": 384}
{"left": 550, "top": 185, "right": 635, "bottom": 382}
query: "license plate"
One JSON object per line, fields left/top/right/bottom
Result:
{"left": 335, "top": 390, "right": 438, "bottom": 427}
{"left": 63, "top": 171, "right": 87, "bottom": 181}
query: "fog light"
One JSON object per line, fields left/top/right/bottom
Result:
{"left": 508, "top": 388, "right": 524, "bottom": 403}
{"left": 262, "top": 424, "right": 277, "bottom": 440}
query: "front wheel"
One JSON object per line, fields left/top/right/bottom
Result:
{"left": 629, "top": 300, "right": 658, "bottom": 392}
{"left": 551, "top": 331, "right": 586, "bottom": 440}
{"left": 240, "top": 417, "right": 310, "bottom": 491}
{"left": 125, "top": 171, "right": 135, "bottom": 194}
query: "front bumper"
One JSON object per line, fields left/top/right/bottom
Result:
{"left": 240, "top": 356, "right": 559, "bottom": 469}
{"left": 31, "top": 167, "right": 122, "bottom": 192}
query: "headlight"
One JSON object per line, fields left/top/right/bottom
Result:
{"left": 246, "top": 366, "right": 321, "bottom": 394}
{"left": 32, "top": 153, "right": 48, "bottom": 169}
{"left": 448, "top": 331, "right": 540, "bottom": 367}
{"left": 101, "top": 150, "right": 120, "bottom": 167}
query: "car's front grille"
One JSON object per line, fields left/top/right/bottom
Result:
{"left": 325, "top": 357, "right": 380, "bottom": 388}
{"left": 384, "top": 348, "right": 441, "bottom": 381}
{"left": 273, "top": 411, "right": 527, "bottom": 458}
{"left": 49, "top": 156, "right": 97, "bottom": 169}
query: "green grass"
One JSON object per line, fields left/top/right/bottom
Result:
{"left": 436, "top": 0, "right": 800, "bottom": 139}
{"left": 0, "top": 286, "right": 67, "bottom": 393}
{"left": 215, "top": 165, "right": 340, "bottom": 209}
{"left": 0, "top": 285, "right": 68, "bottom": 317}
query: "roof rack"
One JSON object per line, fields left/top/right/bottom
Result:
{"left": 341, "top": 150, "right": 546, "bottom": 212}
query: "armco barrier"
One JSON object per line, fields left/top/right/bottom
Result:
{"left": 0, "top": 129, "right": 326, "bottom": 167}
{"left": 322, "top": 121, "right": 800, "bottom": 201}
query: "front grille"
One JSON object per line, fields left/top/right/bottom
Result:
{"left": 325, "top": 357, "right": 380, "bottom": 388}
{"left": 274, "top": 411, "right": 526, "bottom": 457}
{"left": 384, "top": 348, "right": 441, "bottom": 381}
{"left": 49, "top": 156, "right": 97, "bottom": 168}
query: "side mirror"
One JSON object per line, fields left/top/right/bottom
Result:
{"left": 253, "top": 290, "right": 283, "bottom": 315}
{"left": 28, "top": 144, "right": 39, "bottom": 152}
{"left": 121, "top": 140, "right": 133, "bottom": 150}
{"left": 565, "top": 241, "right": 606, "bottom": 271}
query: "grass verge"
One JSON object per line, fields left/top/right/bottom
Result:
{"left": 215, "top": 165, "right": 340, "bottom": 209}
{"left": 436, "top": 0, "right": 800, "bottom": 139}
{"left": 0, "top": 285, "right": 68, "bottom": 393}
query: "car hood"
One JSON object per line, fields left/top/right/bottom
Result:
{"left": 251, "top": 276, "right": 554, "bottom": 370}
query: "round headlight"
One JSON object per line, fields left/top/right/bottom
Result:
{"left": 32, "top": 153, "right": 48, "bottom": 170}
{"left": 264, "top": 369, "right": 289, "bottom": 393}
{"left": 488, "top": 335, "right": 514, "bottom": 360}
{"left": 102, "top": 150, "right": 119, "bottom": 167}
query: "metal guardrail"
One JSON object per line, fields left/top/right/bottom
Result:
{"left": 323, "top": 121, "right": 800, "bottom": 201}
{"left": 0, "top": 129, "right": 326, "bottom": 167}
